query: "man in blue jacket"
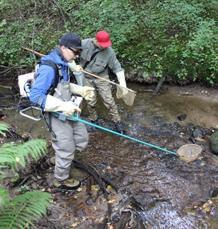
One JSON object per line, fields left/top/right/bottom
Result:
{"left": 29, "top": 33, "right": 95, "bottom": 190}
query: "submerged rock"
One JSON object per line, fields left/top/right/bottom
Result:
{"left": 209, "top": 131, "right": 218, "bottom": 155}
{"left": 177, "top": 113, "right": 187, "bottom": 121}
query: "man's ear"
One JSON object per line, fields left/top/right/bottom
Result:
{"left": 60, "top": 45, "right": 66, "bottom": 50}
{"left": 93, "top": 39, "right": 98, "bottom": 46}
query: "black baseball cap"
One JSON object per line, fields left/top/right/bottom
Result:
{"left": 59, "top": 33, "right": 82, "bottom": 50}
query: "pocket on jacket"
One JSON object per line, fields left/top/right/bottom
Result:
{"left": 92, "top": 59, "right": 107, "bottom": 73}
{"left": 81, "top": 48, "right": 90, "bottom": 61}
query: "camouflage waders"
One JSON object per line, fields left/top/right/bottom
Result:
{"left": 83, "top": 77, "right": 121, "bottom": 122}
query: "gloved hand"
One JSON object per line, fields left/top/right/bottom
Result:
{"left": 70, "top": 83, "right": 95, "bottom": 101}
{"left": 44, "top": 95, "right": 81, "bottom": 116}
{"left": 116, "top": 71, "right": 128, "bottom": 98}
{"left": 68, "top": 61, "right": 83, "bottom": 72}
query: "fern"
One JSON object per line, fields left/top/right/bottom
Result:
{"left": 0, "top": 122, "right": 10, "bottom": 136}
{"left": 0, "top": 187, "right": 9, "bottom": 207}
{"left": 0, "top": 124, "right": 52, "bottom": 228}
{"left": 0, "top": 139, "right": 47, "bottom": 173}
{"left": 0, "top": 188, "right": 51, "bottom": 229}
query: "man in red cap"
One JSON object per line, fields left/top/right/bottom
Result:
{"left": 78, "top": 30, "right": 128, "bottom": 133}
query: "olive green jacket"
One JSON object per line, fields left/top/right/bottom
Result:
{"left": 80, "top": 38, "right": 122, "bottom": 78}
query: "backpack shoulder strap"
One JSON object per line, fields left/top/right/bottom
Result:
{"left": 38, "top": 60, "right": 60, "bottom": 95}
{"left": 83, "top": 51, "right": 100, "bottom": 69}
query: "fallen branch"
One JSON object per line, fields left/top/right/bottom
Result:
{"left": 153, "top": 76, "right": 166, "bottom": 95}
{"left": 0, "top": 85, "right": 13, "bottom": 90}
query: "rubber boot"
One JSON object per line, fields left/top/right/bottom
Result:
{"left": 53, "top": 178, "right": 81, "bottom": 190}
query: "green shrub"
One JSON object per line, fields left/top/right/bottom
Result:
{"left": 0, "top": 0, "right": 217, "bottom": 84}
{"left": 125, "top": 0, "right": 217, "bottom": 83}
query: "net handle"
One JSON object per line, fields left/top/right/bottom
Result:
{"left": 82, "top": 70, "right": 136, "bottom": 94}
{"left": 22, "top": 47, "right": 136, "bottom": 94}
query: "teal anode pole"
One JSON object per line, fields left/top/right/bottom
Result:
{"left": 64, "top": 114, "right": 177, "bottom": 155}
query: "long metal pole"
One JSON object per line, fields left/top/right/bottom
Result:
{"left": 67, "top": 115, "right": 177, "bottom": 155}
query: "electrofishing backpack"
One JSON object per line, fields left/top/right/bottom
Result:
{"left": 18, "top": 60, "right": 61, "bottom": 98}
{"left": 18, "top": 60, "right": 61, "bottom": 120}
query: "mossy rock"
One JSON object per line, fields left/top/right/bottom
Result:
{"left": 209, "top": 131, "right": 218, "bottom": 155}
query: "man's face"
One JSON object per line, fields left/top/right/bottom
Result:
{"left": 60, "top": 46, "right": 80, "bottom": 61}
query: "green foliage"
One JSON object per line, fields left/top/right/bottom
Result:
{"left": 184, "top": 20, "right": 217, "bottom": 85}
{"left": 126, "top": 0, "right": 218, "bottom": 84}
{"left": 73, "top": 0, "right": 138, "bottom": 48}
{"left": 0, "top": 187, "right": 9, "bottom": 207}
{"left": 0, "top": 122, "right": 51, "bottom": 228}
{"left": 0, "top": 139, "right": 47, "bottom": 174}
{"left": 0, "top": 122, "right": 10, "bottom": 136}
{"left": 0, "top": 122, "right": 47, "bottom": 178}
{"left": 0, "top": 0, "right": 64, "bottom": 68}
{"left": 0, "top": 0, "right": 217, "bottom": 84}
{"left": 0, "top": 188, "right": 51, "bottom": 229}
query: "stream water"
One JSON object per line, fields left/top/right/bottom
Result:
{"left": 1, "top": 83, "right": 218, "bottom": 228}
{"left": 1, "top": 83, "right": 218, "bottom": 134}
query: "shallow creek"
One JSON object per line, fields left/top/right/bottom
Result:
{"left": 1, "top": 83, "right": 218, "bottom": 228}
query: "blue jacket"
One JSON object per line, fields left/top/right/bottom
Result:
{"left": 29, "top": 48, "right": 69, "bottom": 109}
